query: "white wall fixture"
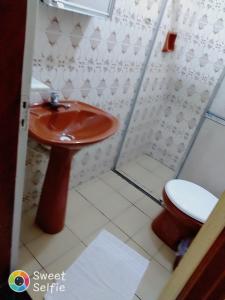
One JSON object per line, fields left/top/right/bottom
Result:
{"left": 42, "top": 0, "right": 115, "bottom": 17}
{"left": 30, "top": 77, "right": 50, "bottom": 104}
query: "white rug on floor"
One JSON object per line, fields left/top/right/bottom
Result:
{"left": 45, "top": 230, "right": 149, "bottom": 300}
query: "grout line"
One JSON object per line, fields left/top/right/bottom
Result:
{"left": 82, "top": 220, "right": 131, "bottom": 247}
{"left": 82, "top": 188, "right": 153, "bottom": 225}
{"left": 132, "top": 201, "right": 160, "bottom": 219}
{"left": 153, "top": 257, "right": 174, "bottom": 273}
{"left": 43, "top": 240, "right": 86, "bottom": 271}
{"left": 97, "top": 177, "right": 146, "bottom": 206}
{"left": 64, "top": 225, "right": 87, "bottom": 248}
{"left": 117, "top": 169, "right": 151, "bottom": 192}
{"left": 135, "top": 158, "right": 169, "bottom": 179}
{"left": 128, "top": 237, "right": 172, "bottom": 273}
{"left": 136, "top": 160, "right": 175, "bottom": 183}
{"left": 75, "top": 189, "right": 120, "bottom": 221}
{"left": 126, "top": 238, "right": 152, "bottom": 260}
{"left": 75, "top": 187, "right": 135, "bottom": 221}
{"left": 151, "top": 257, "right": 172, "bottom": 274}
{"left": 117, "top": 167, "right": 167, "bottom": 199}
{"left": 113, "top": 169, "right": 163, "bottom": 206}
{"left": 22, "top": 244, "right": 44, "bottom": 270}
{"left": 114, "top": 168, "right": 160, "bottom": 195}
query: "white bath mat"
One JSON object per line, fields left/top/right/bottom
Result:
{"left": 45, "top": 230, "right": 149, "bottom": 300}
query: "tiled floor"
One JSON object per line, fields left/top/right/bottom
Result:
{"left": 20, "top": 156, "right": 176, "bottom": 300}
{"left": 117, "top": 154, "right": 175, "bottom": 200}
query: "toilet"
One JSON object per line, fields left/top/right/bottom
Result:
{"left": 152, "top": 179, "right": 219, "bottom": 250}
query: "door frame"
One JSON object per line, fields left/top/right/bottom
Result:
{"left": 177, "top": 227, "right": 225, "bottom": 299}
{"left": 10, "top": 0, "right": 38, "bottom": 271}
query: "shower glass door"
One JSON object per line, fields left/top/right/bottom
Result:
{"left": 114, "top": 0, "right": 176, "bottom": 202}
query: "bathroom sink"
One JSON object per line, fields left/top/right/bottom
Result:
{"left": 29, "top": 100, "right": 119, "bottom": 234}
{"left": 29, "top": 100, "right": 118, "bottom": 149}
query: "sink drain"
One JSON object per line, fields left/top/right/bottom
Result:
{"left": 59, "top": 133, "right": 74, "bottom": 141}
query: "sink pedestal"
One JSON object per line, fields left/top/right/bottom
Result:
{"left": 36, "top": 147, "right": 78, "bottom": 234}
{"left": 29, "top": 101, "right": 119, "bottom": 234}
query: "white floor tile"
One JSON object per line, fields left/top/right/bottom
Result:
{"left": 66, "top": 190, "right": 93, "bottom": 219}
{"left": 136, "top": 260, "right": 171, "bottom": 300}
{"left": 113, "top": 206, "right": 149, "bottom": 237}
{"left": 132, "top": 225, "right": 163, "bottom": 257}
{"left": 154, "top": 164, "right": 175, "bottom": 182}
{"left": 136, "top": 155, "right": 162, "bottom": 172}
{"left": 119, "top": 162, "right": 150, "bottom": 182}
{"left": 118, "top": 156, "right": 174, "bottom": 200}
{"left": 77, "top": 178, "right": 115, "bottom": 202}
{"left": 135, "top": 171, "right": 164, "bottom": 195}
{"left": 18, "top": 246, "right": 42, "bottom": 275}
{"left": 26, "top": 227, "right": 82, "bottom": 267}
{"left": 45, "top": 243, "right": 85, "bottom": 274}
{"left": 151, "top": 188, "right": 163, "bottom": 200}
{"left": 135, "top": 196, "right": 163, "bottom": 219}
{"left": 85, "top": 191, "right": 132, "bottom": 219}
{"left": 22, "top": 167, "right": 174, "bottom": 300}
{"left": 20, "top": 208, "right": 43, "bottom": 244}
{"left": 83, "top": 222, "right": 130, "bottom": 245}
{"left": 126, "top": 239, "right": 151, "bottom": 261}
{"left": 120, "top": 162, "right": 164, "bottom": 194}
{"left": 118, "top": 184, "right": 145, "bottom": 204}
{"left": 66, "top": 188, "right": 109, "bottom": 240}
{"left": 66, "top": 204, "right": 108, "bottom": 240}
{"left": 99, "top": 170, "right": 128, "bottom": 190}
{"left": 154, "top": 244, "right": 176, "bottom": 272}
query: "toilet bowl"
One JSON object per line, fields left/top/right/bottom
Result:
{"left": 152, "top": 179, "right": 218, "bottom": 250}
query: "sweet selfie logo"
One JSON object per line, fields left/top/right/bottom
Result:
{"left": 8, "top": 270, "right": 30, "bottom": 293}
{"left": 32, "top": 271, "right": 66, "bottom": 294}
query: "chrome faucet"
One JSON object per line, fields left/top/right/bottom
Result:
{"left": 48, "top": 92, "right": 71, "bottom": 110}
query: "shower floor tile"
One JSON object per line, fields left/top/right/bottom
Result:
{"left": 117, "top": 154, "right": 175, "bottom": 200}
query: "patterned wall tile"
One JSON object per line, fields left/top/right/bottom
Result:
{"left": 26, "top": 0, "right": 225, "bottom": 210}
{"left": 117, "top": 0, "right": 225, "bottom": 170}
{"left": 24, "top": 0, "right": 163, "bottom": 210}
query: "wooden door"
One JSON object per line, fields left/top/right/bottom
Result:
{"left": 0, "top": 0, "right": 27, "bottom": 281}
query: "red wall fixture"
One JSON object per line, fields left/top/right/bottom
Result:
{"left": 0, "top": 1, "right": 27, "bottom": 281}
{"left": 162, "top": 32, "right": 177, "bottom": 52}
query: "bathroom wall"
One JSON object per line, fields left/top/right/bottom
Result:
{"left": 24, "top": 0, "right": 164, "bottom": 210}
{"left": 117, "top": 0, "right": 225, "bottom": 170}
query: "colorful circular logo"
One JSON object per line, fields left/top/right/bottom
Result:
{"left": 8, "top": 270, "right": 30, "bottom": 293}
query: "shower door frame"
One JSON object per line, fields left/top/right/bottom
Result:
{"left": 113, "top": 0, "right": 170, "bottom": 203}
{"left": 113, "top": 0, "right": 169, "bottom": 168}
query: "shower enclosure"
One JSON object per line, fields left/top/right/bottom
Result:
{"left": 114, "top": 0, "right": 225, "bottom": 201}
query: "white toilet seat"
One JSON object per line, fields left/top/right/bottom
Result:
{"left": 165, "top": 179, "right": 218, "bottom": 223}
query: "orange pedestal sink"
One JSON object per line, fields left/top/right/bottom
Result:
{"left": 29, "top": 101, "right": 119, "bottom": 234}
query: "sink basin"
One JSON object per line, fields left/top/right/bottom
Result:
{"left": 29, "top": 101, "right": 119, "bottom": 234}
{"left": 29, "top": 101, "right": 118, "bottom": 149}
